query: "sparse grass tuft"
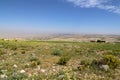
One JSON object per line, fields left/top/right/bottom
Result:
{"left": 52, "top": 49, "right": 63, "bottom": 56}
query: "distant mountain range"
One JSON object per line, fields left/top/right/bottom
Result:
{"left": 0, "top": 32, "right": 120, "bottom": 42}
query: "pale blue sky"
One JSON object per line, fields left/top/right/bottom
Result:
{"left": 0, "top": 0, "right": 120, "bottom": 34}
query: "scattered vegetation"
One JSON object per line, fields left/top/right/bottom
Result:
{"left": 0, "top": 39, "right": 120, "bottom": 80}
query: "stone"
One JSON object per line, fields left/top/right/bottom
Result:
{"left": 37, "top": 65, "right": 40, "bottom": 71}
{"left": 100, "top": 65, "right": 109, "bottom": 71}
{"left": 0, "top": 74, "right": 7, "bottom": 78}
{"left": 13, "top": 64, "right": 17, "bottom": 68}
{"left": 40, "top": 69, "right": 46, "bottom": 73}
{"left": 53, "top": 69, "right": 56, "bottom": 72}
{"left": 20, "top": 70, "right": 26, "bottom": 73}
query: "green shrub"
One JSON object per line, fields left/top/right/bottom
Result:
{"left": 77, "top": 65, "right": 85, "bottom": 71}
{"left": 13, "top": 52, "right": 17, "bottom": 55}
{"left": 0, "top": 39, "right": 4, "bottom": 41}
{"left": 29, "top": 54, "right": 38, "bottom": 62}
{"left": 24, "top": 64, "right": 29, "bottom": 68}
{"left": 75, "top": 48, "right": 81, "bottom": 52}
{"left": 80, "top": 60, "right": 91, "bottom": 67}
{"left": 21, "top": 51, "right": 25, "bottom": 54}
{"left": 104, "top": 51, "right": 120, "bottom": 56}
{"left": 8, "top": 73, "right": 27, "bottom": 80}
{"left": 0, "top": 49, "right": 5, "bottom": 55}
{"left": 30, "top": 61, "right": 37, "bottom": 68}
{"left": 52, "top": 49, "right": 62, "bottom": 56}
{"left": 90, "top": 59, "right": 99, "bottom": 69}
{"left": 103, "top": 55, "right": 120, "bottom": 69}
{"left": 29, "top": 54, "right": 41, "bottom": 68}
{"left": 28, "top": 74, "right": 43, "bottom": 80}
{"left": 58, "top": 56, "right": 70, "bottom": 65}
{"left": 10, "top": 46, "right": 17, "bottom": 50}
{"left": 90, "top": 55, "right": 120, "bottom": 69}
{"left": 36, "top": 60, "right": 41, "bottom": 65}
{"left": 0, "top": 68, "right": 2, "bottom": 74}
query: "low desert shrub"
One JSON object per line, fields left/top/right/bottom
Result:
{"left": 0, "top": 49, "right": 5, "bottom": 55}
{"left": 90, "top": 59, "right": 99, "bottom": 69}
{"left": 21, "top": 51, "right": 25, "bottom": 54}
{"left": 28, "top": 74, "right": 43, "bottom": 80}
{"left": 29, "top": 54, "right": 41, "bottom": 68}
{"left": 10, "top": 45, "right": 17, "bottom": 50}
{"left": 8, "top": 73, "right": 27, "bottom": 80}
{"left": 52, "top": 49, "right": 62, "bottom": 56}
{"left": 30, "top": 61, "right": 37, "bottom": 68}
{"left": 29, "top": 54, "right": 38, "bottom": 62}
{"left": 80, "top": 60, "right": 91, "bottom": 67}
{"left": 103, "top": 55, "right": 120, "bottom": 69}
{"left": 90, "top": 55, "right": 120, "bottom": 69}
{"left": 58, "top": 56, "right": 70, "bottom": 65}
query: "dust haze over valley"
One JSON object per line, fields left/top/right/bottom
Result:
{"left": 0, "top": 31, "right": 120, "bottom": 43}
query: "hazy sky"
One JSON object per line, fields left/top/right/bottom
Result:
{"left": 0, "top": 0, "right": 120, "bottom": 34}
